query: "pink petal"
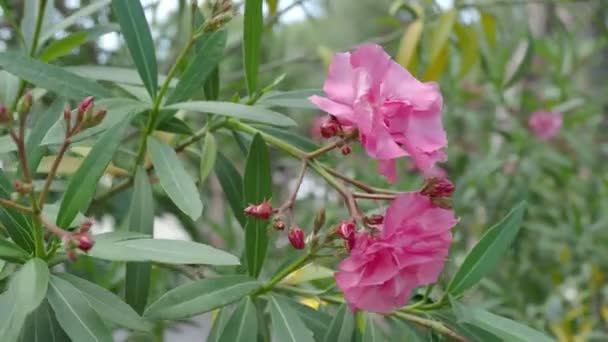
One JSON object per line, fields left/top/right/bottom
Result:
{"left": 378, "top": 159, "right": 397, "bottom": 184}
{"left": 350, "top": 43, "right": 392, "bottom": 94}
{"left": 383, "top": 193, "right": 431, "bottom": 237}
{"left": 309, "top": 95, "right": 355, "bottom": 125}
{"left": 323, "top": 52, "right": 356, "bottom": 105}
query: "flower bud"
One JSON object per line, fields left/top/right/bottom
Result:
{"left": 63, "top": 103, "right": 72, "bottom": 122}
{"left": 86, "top": 107, "right": 107, "bottom": 128}
{"left": 14, "top": 180, "right": 32, "bottom": 194}
{"left": 288, "top": 227, "right": 305, "bottom": 249}
{"left": 320, "top": 118, "right": 339, "bottom": 138}
{"left": 79, "top": 219, "right": 94, "bottom": 233}
{"left": 421, "top": 177, "right": 455, "bottom": 198}
{"left": 273, "top": 218, "right": 285, "bottom": 231}
{"left": 78, "top": 234, "right": 94, "bottom": 252}
{"left": 16, "top": 91, "right": 33, "bottom": 115}
{"left": 365, "top": 214, "right": 384, "bottom": 225}
{"left": 337, "top": 220, "right": 355, "bottom": 239}
{"left": 77, "top": 96, "right": 94, "bottom": 123}
{"left": 244, "top": 200, "right": 273, "bottom": 220}
{"left": 341, "top": 145, "right": 352, "bottom": 155}
{"left": 344, "top": 235, "right": 356, "bottom": 251}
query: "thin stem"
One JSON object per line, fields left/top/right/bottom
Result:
{"left": 0, "top": 198, "right": 33, "bottom": 213}
{"left": 38, "top": 139, "right": 70, "bottom": 206}
{"left": 155, "top": 263, "right": 204, "bottom": 280}
{"left": 306, "top": 140, "right": 340, "bottom": 159}
{"left": 29, "top": 0, "right": 47, "bottom": 57}
{"left": 39, "top": 214, "right": 69, "bottom": 238}
{"left": 324, "top": 166, "right": 400, "bottom": 195}
{"left": 353, "top": 192, "right": 399, "bottom": 200}
{"left": 277, "top": 161, "right": 307, "bottom": 213}
{"left": 226, "top": 119, "right": 307, "bottom": 159}
{"left": 253, "top": 253, "right": 311, "bottom": 296}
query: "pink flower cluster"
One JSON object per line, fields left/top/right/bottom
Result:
{"left": 310, "top": 43, "right": 447, "bottom": 183}
{"left": 335, "top": 193, "right": 457, "bottom": 313}
{"left": 528, "top": 110, "right": 562, "bottom": 140}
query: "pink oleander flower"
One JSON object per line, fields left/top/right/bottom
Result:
{"left": 309, "top": 43, "right": 447, "bottom": 183}
{"left": 335, "top": 193, "right": 457, "bottom": 313}
{"left": 528, "top": 110, "right": 562, "bottom": 140}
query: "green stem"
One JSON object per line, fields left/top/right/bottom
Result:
{"left": 226, "top": 119, "right": 307, "bottom": 159}
{"left": 253, "top": 253, "right": 311, "bottom": 296}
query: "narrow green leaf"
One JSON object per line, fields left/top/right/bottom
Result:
{"left": 0, "top": 52, "right": 111, "bottom": 100}
{"left": 448, "top": 202, "right": 527, "bottom": 296}
{"left": 56, "top": 118, "right": 130, "bottom": 228}
{"left": 41, "top": 0, "right": 111, "bottom": 44}
{"left": 291, "top": 302, "right": 331, "bottom": 339}
{"left": 58, "top": 273, "right": 151, "bottom": 332}
{"left": 243, "top": 0, "right": 264, "bottom": 94}
{"left": 200, "top": 133, "right": 218, "bottom": 186}
{"left": 125, "top": 167, "right": 154, "bottom": 315}
{"left": 363, "top": 315, "right": 382, "bottom": 342}
{"left": 257, "top": 89, "right": 323, "bottom": 110}
{"left": 39, "top": 32, "right": 88, "bottom": 62}
{"left": 459, "top": 306, "right": 553, "bottom": 342}
{"left": 111, "top": 0, "right": 158, "bottom": 98}
{"left": 19, "top": 300, "right": 70, "bottom": 342}
{"left": 0, "top": 237, "right": 30, "bottom": 263}
{"left": 428, "top": 9, "right": 456, "bottom": 62}
{"left": 144, "top": 276, "right": 260, "bottom": 320}
{"left": 147, "top": 136, "right": 203, "bottom": 220}
{"left": 155, "top": 116, "right": 193, "bottom": 135}
{"left": 21, "top": 0, "right": 53, "bottom": 52}
{"left": 480, "top": 11, "right": 497, "bottom": 48}
{"left": 167, "top": 30, "right": 227, "bottom": 104}
{"left": 0, "top": 170, "right": 35, "bottom": 252}
{"left": 47, "top": 276, "right": 112, "bottom": 342}
{"left": 243, "top": 134, "right": 271, "bottom": 278}
{"left": 0, "top": 258, "right": 50, "bottom": 341}
{"left": 166, "top": 101, "right": 297, "bottom": 127}
{"left": 89, "top": 237, "right": 240, "bottom": 265}
{"left": 217, "top": 297, "right": 258, "bottom": 342}
{"left": 204, "top": 67, "right": 220, "bottom": 100}
{"left": 65, "top": 65, "right": 176, "bottom": 87}
{"left": 207, "top": 307, "right": 233, "bottom": 342}
{"left": 396, "top": 19, "right": 423, "bottom": 70}
{"left": 268, "top": 295, "right": 315, "bottom": 342}
{"left": 323, "top": 303, "right": 355, "bottom": 342}
{"left": 454, "top": 23, "right": 479, "bottom": 79}
{"left": 214, "top": 152, "right": 246, "bottom": 227}
{"left": 502, "top": 36, "right": 534, "bottom": 89}
{"left": 24, "top": 98, "right": 64, "bottom": 175}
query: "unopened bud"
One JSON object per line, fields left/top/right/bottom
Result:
{"left": 273, "top": 219, "right": 285, "bottom": 231}
{"left": 77, "top": 96, "right": 94, "bottom": 123}
{"left": 244, "top": 200, "right": 273, "bottom": 220}
{"left": 78, "top": 234, "right": 94, "bottom": 252}
{"left": 86, "top": 107, "right": 107, "bottom": 127}
{"left": 320, "top": 118, "right": 339, "bottom": 138}
{"left": 16, "top": 91, "right": 33, "bottom": 115}
{"left": 313, "top": 208, "right": 326, "bottom": 233}
{"left": 337, "top": 220, "right": 355, "bottom": 239}
{"left": 0, "top": 105, "right": 11, "bottom": 124}
{"left": 14, "top": 180, "right": 32, "bottom": 194}
{"left": 421, "top": 178, "right": 455, "bottom": 198}
{"left": 341, "top": 145, "right": 352, "bottom": 155}
{"left": 344, "top": 235, "right": 356, "bottom": 251}
{"left": 288, "top": 227, "right": 305, "bottom": 249}
{"left": 79, "top": 219, "right": 94, "bottom": 233}
{"left": 365, "top": 214, "right": 384, "bottom": 225}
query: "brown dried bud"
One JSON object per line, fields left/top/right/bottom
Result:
{"left": 421, "top": 178, "right": 455, "bottom": 199}
{"left": 273, "top": 219, "right": 285, "bottom": 231}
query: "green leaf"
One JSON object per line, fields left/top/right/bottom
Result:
{"left": 47, "top": 275, "right": 112, "bottom": 342}
{"left": 454, "top": 23, "right": 479, "bottom": 79}
{"left": 291, "top": 302, "right": 331, "bottom": 339}
{"left": 243, "top": 134, "right": 271, "bottom": 278}
{"left": 458, "top": 306, "right": 553, "bottom": 342}
{"left": 125, "top": 167, "right": 154, "bottom": 314}
{"left": 396, "top": 19, "right": 423, "bottom": 70}
{"left": 56, "top": 118, "right": 130, "bottom": 228}
{"left": 167, "top": 30, "right": 227, "bottom": 104}
{"left": 66, "top": 65, "right": 176, "bottom": 87}
{"left": 217, "top": 297, "right": 258, "bottom": 342}
{"left": 480, "top": 11, "right": 497, "bottom": 48}
{"left": 243, "top": 0, "right": 264, "bottom": 94}
{"left": 323, "top": 303, "right": 355, "bottom": 342}
{"left": 207, "top": 307, "right": 233, "bottom": 342}
{"left": 215, "top": 152, "right": 246, "bottom": 227}
{"left": 58, "top": 273, "right": 151, "bottom": 332}
{"left": 268, "top": 295, "right": 315, "bottom": 342}
{"left": 0, "top": 52, "right": 111, "bottom": 100}
{"left": 144, "top": 276, "right": 260, "bottom": 320}
{"left": 24, "top": 98, "right": 64, "bottom": 175}
{"left": 111, "top": 0, "right": 158, "bottom": 98}
{"left": 428, "top": 9, "right": 456, "bottom": 62}
{"left": 257, "top": 89, "right": 323, "bottom": 110}
{"left": 502, "top": 36, "right": 534, "bottom": 89}
{"left": 431, "top": 310, "right": 500, "bottom": 342}
{"left": 147, "top": 136, "right": 203, "bottom": 220}
{"left": 255, "top": 125, "right": 328, "bottom": 162}
{"left": 363, "top": 315, "right": 382, "bottom": 342}
{"left": 165, "top": 101, "right": 297, "bottom": 127}
{"left": 19, "top": 300, "right": 70, "bottom": 342}
{"left": 89, "top": 236, "right": 240, "bottom": 265}
{"left": 0, "top": 170, "right": 35, "bottom": 252}
{"left": 41, "top": 0, "right": 111, "bottom": 44}
{"left": 0, "top": 237, "right": 30, "bottom": 263}
{"left": 204, "top": 67, "right": 220, "bottom": 100}
{"left": 0, "top": 258, "right": 50, "bottom": 341}
{"left": 21, "top": 0, "right": 53, "bottom": 53}
{"left": 200, "top": 133, "right": 218, "bottom": 186}
{"left": 155, "top": 116, "right": 193, "bottom": 135}
{"left": 39, "top": 32, "right": 88, "bottom": 62}
{"left": 447, "top": 202, "right": 527, "bottom": 296}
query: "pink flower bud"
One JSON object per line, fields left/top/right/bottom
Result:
{"left": 421, "top": 178, "right": 455, "bottom": 198}
{"left": 78, "top": 234, "right": 94, "bottom": 252}
{"left": 344, "top": 235, "right": 356, "bottom": 251}
{"left": 337, "top": 220, "right": 355, "bottom": 239}
{"left": 341, "top": 145, "right": 352, "bottom": 155}
{"left": 244, "top": 200, "right": 273, "bottom": 220}
{"left": 320, "top": 119, "right": 339, "bottom": 138}
{"left": 288, "top": 227, "right": 305, "bottom": 249}
{"left": 77, "top": 96, "right": 94, "bottom": 122}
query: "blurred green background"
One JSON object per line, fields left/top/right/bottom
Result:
{"left": 1, "top": 0, "right": 607, "bottom": 340}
